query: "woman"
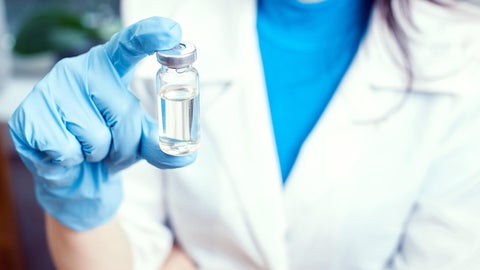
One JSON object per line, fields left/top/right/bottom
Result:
{"left": 8, "top": 0, "right": 480, "bottom": 269}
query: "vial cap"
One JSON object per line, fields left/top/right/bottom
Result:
{"left": 156, "top": 42, "right": 197, "bottom": 68}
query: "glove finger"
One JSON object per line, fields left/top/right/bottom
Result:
{"left": 140, "top": 114, "right": 196, "bottom": 169}
{"left": 85, "top": 47, "right": 144, "bottom": 170}
{"left": 102, "top": 94, "right": 144, "bottom": 172}
{"left": 80, "top": 16, "right": 181, "bottom": 170}
{"left": 104, "top": 16, "right": 182, "bottom": 78}
{"left": 48, "top": 57, "right": 113, "bottom": 163}
{"left": 8, "top": 86, "right": 84, "bottom": 184}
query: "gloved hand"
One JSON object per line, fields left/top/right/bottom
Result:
{"left": 8, "top": 17, "right": 196, "bottom": 231}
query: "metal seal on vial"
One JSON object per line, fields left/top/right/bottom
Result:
{"left": 156, "top": 42, "right": 197, "bottom": 69}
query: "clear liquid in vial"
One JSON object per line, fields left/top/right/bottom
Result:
{"left": 157, "top": 84, "right": 199, "bottom": 155}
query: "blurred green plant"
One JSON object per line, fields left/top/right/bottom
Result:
{"left": 13, "top": 7, "right": 121, "bottom": 58}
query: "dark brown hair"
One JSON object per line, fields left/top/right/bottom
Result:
{"left": 376, "top": 0, "right": 443, "bottom": 84}
{"left": 370, "top": 0, "right": 441, "bottom": 121}
{"left": 377, "top": 0, "right": 413, "bottom": 86}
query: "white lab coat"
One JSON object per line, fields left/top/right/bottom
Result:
{"left": 118, "top": 0, "right": 480, "bottom": 269}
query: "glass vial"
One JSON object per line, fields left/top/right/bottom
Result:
{"left": 155, "top": 42, "right": 199, "bottom": 156}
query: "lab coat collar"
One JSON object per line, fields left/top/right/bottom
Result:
{"left": 365, "top": 1, "right": 480, "bottom": 96}
{"left": 201, "top": 1, "right": 289, "bottom": 268}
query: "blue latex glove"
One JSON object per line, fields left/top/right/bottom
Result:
{"left": 8, "top": 17, "right": 196, "bottom": 231}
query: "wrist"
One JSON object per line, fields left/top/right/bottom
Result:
{"left": 46, "top": 214, "right": 132, "bottom": 270}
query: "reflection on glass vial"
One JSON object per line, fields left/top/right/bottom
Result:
{"left": 158, "top": 84, "right": 199, "bottom": 155}
{"left": 156, "top": 42, "right": 199, "bottom": 156}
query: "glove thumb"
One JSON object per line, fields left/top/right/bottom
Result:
{"left": 140, "top": 115, "right": 196, "bottom": 169}
{"left": 104, "top": 16, "right": 182, "bottom": 78}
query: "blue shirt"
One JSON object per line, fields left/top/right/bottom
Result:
{"left": 257, "top": 0, "right": 373, "bottom": 183}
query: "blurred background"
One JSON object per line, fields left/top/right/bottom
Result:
{"left": 0, "top": 0, "right": 120, "bottom": 269}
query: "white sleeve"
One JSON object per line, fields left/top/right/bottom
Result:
{"left": 118, "top": 160, "right": 173, "bottom": 270}
{"left": 388, "top": 95, "right": 480, "bottom": 269}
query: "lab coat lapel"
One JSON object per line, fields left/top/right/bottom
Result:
{"left": 283, "top": 6, "right": 414, "bottom": 193}
{"left": 201, "top": 0, "right": 288, "bottom": 268}
{"left": 280, "top": 10, "right": 413, "bottom": 261}
{"left": 284, "top": 2, "right": 476, "bottom": 200}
